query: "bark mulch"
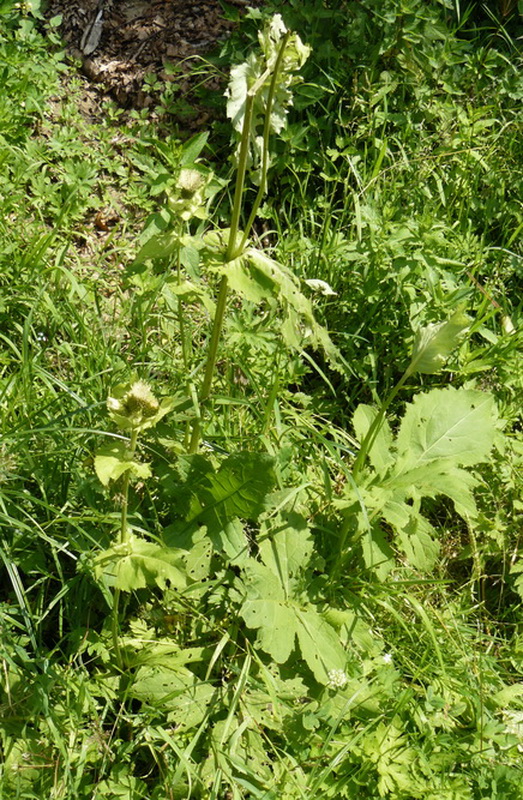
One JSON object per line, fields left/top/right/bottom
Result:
{"left": 43, "top": 0, "right": 265, "bottom": 124}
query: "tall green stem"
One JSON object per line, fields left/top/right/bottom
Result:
{"left": 119, "top": 429, "right": 138, "bottom": 545}
{"left": 352, "top": 369, "right": 410, "bottom": 483}
{"left": 112, "top": 428, "right": 138, "bottom": 667}
{"left": 188, "top": 94, "right": 255, "bottom": 454}
{"left": 239, "top": 32, "right": 291, "bottom": 254}
{"left": 188, "top": 34, "right": 293, "bottom": 454}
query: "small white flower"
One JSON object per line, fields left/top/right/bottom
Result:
{"left": 328, "top": 669, "right": 348, "bottom": 689}
{"left": 382, "top": 653, "right": 393, "bottom": 665}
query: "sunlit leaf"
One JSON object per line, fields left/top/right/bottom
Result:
{"left": 407, "top": 309, "right": 470, "bottom": 375}
{"left": 353, "top": 404, "right": 394, "bottom": 474}
{"left": 94, "top": 441, "right": 152, "bottom": 486}
{"left": 93, "top": 535, "right": 187, "bottom": 591}
{"left": 130, "top": 664, "right": 214, "bottom": 730}
{"left": 395, "top": 387, "right": 499, "bottom": 467}
{"left": 295, "top": 608, "right": 347, "bottom": 684}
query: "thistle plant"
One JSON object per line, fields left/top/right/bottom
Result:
{"left": 351, "top": 308, "right": 471, "bottom": 481}
{"left": 333, "top": 308, "right": 502, "bottom": 581}
{"left": 187, "top": 14, "right": 312, "bottom": 452}
{"left": 134, "top": 15, "right": 342, "bottom": 454}
{"left": 93, "top": 380, "right": 176, "bottom": 667}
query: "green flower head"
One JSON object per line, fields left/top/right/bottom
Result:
{"left": 107, "top": 380, "right": 166, "bottom": 431}
{"left": 168, "top": 168, "right": 208, "bottom": 221}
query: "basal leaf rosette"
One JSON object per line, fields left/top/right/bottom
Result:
{"left": 107, "top": 380, "right": 175, "bottom": 433}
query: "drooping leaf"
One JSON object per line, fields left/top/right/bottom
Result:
{"left": 93, "top": 535, "right": 187, "bottom": 591}
{"left": 221, "top": 253, "right": 275, "bottom": 303}
{"left": 407, "top": 309, "right": 470, "bottom": 375}
{"left": 221, "top": 247, "right": 342, "bottom": 368}
{"left": 94, "top": 441, "right": 152, "bottom": 486}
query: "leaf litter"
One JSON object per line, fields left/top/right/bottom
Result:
{"left": 43, "top": 0, "right": 265, "bottom": 123}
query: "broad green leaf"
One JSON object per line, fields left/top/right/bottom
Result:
{"left": 360, "top": 523, "right": 395, "bottom": 580}
{"left": 94, "top": 441, "right": 152, "bottom": 486}
{"left": 295, "top": 608, "right": 347, "bottom": 684}
{"left": 93, "top": 535, "right": 187, "bottom": 591}
{"left": 130, "top": 665, "right": 214, "bottom": 731}
{"left": 242, "top": 558, "right": 286, "bottom": 603}
{"left": 162, "top": 277, "right": 216, "bottom": 316}
{"left": 349, "top": 387, "right": 500, "bottom": 577}
{"left": 393, "top": 512, "right": 440, "bottom": 572}
{"left": 245, "top": 248, "right": 342, "bottom": 367}
{"left": 353, "top": 404, "right": 394, "bottom": 474}
{"left": 159, "top": 454, "right": 215, "bottom": 522}
{"left": 492, "top": 683, "right": 523, "bottom": 707}
{"left": 211, "top": 242, "right": 342, "bottom": 366}
{"left": 184, "top": 532, "right": 213, "bottom": 581}
{"left": 378, "top": 493, "right": 441, "bottom": 572}
{"left": 188, "top": 452, "right": 276, "bottom": 525}
{"left": 387, "top": 462, "right": 479, "bottom": 518}
{"left": 222, "top": 254, "right": 276, "bottom": 303}
{"left": 324, "top": 608, "right": 381, "bottom": 655}
{"left": 241, "top": 559, "right": 297, "bottom": 662}
{"left": 179, "top": 130, "right": 209, "bottom": 166}
{"left": 241, "top": 597, "right": 298, "bottom": 663}
{"left": 134, "top": 230, "right": 179, "bottom": 264}
{"left": 407, "top": 309, "right": 470, "bottom": 375}
{"left": 258, "top": 512, "right": 313, "bottom": 595}
{"left": 120, "top": 620, "right": 208, "bottom": 669}
{"left": 395, "top": 387, "right": 499, "bottom": 467}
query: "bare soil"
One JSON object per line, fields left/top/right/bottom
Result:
{"left": 44, "top": 0, "right": 264, "bottom": 124}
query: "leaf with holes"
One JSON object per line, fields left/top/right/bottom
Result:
{"left": 93, "top": 535, "right": 187, "bottom": 592}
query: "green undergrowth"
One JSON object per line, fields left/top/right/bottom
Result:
{"left": 1, "top": 1, "right": 522, "bottom": 798}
